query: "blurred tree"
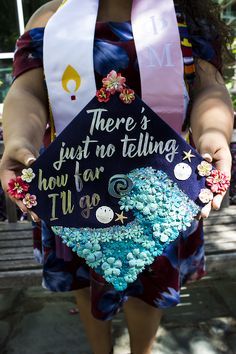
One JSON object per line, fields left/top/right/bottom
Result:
{"left": 0, "top": 0, "right": 48, "bottom": 52}
{"left": 217, "top": 0, "right": 236, "bottom": 107}
{"left": 22, "top": 0, "right": 49, "bottom": 24}
{"left": 0, "top": 0, "right": 18, "bottom": 52}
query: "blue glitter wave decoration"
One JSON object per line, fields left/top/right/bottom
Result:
{"left": 52, "top": 168, "right": 199, "bottom": 291}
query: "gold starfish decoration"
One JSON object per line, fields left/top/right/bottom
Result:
{"left": 183, "top": 150, "right": 195, "bottom": 162}
{"left": 115, "top": 211, "right": 128, "bottom": 224}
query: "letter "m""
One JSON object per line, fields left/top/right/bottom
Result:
{"left": 141, "top": 43, "right": 175, "bottom": 68}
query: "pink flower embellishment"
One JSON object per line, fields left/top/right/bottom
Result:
{"left": 102, "top": 70, "right": 126, "bottom": 94}
{"left": 96, "top": 88, "right": 111, "bottom": 103}
{"left": 22, "top": 193, "right": 37, "bottom": 208}
{"left": 7, "top": 177, "right": 29, "bottom": 199}
{"left": 119, "top": 88, "right": 135, "bottom": 104}
{"left": 197, "top": 161, "right": 212, "bottom": 177}
{"left": 206, "top": 170, "right": 230, "bottom": 193}
{"left": 198, "top": 188, "right": 214, "bottom": 204}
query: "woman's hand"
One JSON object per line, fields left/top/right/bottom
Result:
{"left": 0, "top": 139, "right": 40, "bottom": 221}
{"left": 190, "top": 60, "right": 234, "bottom": 218}
{"left": 197, "top": 131, "right": 232, "bottom": 218}
{"left": 0, "top": 69, "right": 48, "bottom": 221}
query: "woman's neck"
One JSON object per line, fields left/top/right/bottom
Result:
{"left": 97, "top": 0, "right": 132, "bottom": 22}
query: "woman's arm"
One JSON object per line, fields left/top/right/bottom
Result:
{"left": 0, "top": 1, "right": 61, "bottom": 217}
{"left": 2, "top": 68, "right": 48, "bottom": 161}
{"left": 0, "top": 69, "right": 48, "bottom": 218}
{"left": 190, "top": 59, "right": 234, "bottom": 217}
{"left": 2, "top": 0, "right": 62, "bottom": 162}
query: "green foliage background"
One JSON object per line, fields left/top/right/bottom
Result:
{"left": 0, "top": 0, "right": 48, "bottom": 52}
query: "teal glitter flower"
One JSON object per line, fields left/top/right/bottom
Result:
{"left": 102, "top": 257, "right": 122, "bottom": 276}
{"left": 100, "top": 231, "right": 112, "bottom": 243}
{"left": 124, "top": 268, "right": 138, "bottom": 283}
{"left": 112, "top": 230, "right": 126, "bottom": 241}
{"left": 127, "top": 249, "right": 152, "bottom": 269}
{"left": 119, "top": 196, "right": 134, "bottom": 211}
{"left": 82, "top": 242, "right": 103, "bottom": 267}
{"left": 141, "top": 239, "right": 155, "bottom": 249}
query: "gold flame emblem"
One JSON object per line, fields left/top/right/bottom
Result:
{"left": 62, "top": 65, "right": 81, "bottom": 101}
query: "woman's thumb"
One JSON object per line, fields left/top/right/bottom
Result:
{"left": 24, "top": 155, "right": 36, "bottom": 167}
{"left": 14, "top": 147, "right": 37, "bottom": 167}
{"left": 201, "top": 153, "right": 213, "bottom": 163}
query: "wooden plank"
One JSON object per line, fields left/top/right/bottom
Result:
{"left": 205, "top": 236, "right": 236, "bottom": 245}
{"left": 0, "top": 239, "right": 33, "bottom": 248}
{"left": 0, "top": 141, "right": 4, "bottom": 156}
{"left": 0, "top": 253, "right": 35, "bottom": 261}
{"left": 0, "top": 269, "right": 42, "bottom": 279}
{"left": 0, "top": 260, "right": 41, "bottom": 271}
{"left": 0, "top": 231, "right": 32, "bottom": 240}
{"left": 206, "top": 253, "right": 236, "bottom": 274}
{"left": 0, "top": 221, "right": 32, "bottom": 231}
{"left": 204, "top": 215, "right": 236, "bottom": 226}
{"left": 0, "top": 246, "right": 33, "bottom": 255}
{"left": 0, "top": 269, "right": 42, "bottom": 288}
{"left": 205, "top": 232, "right": 236, "bottom": 241}
{"left": 206, "top": 206, "right": 236, "bottom": 217}
{"left": 221, "top": 190, "right": 230, "bottom": 208}
{"left": 5, "top": 194, "right": 17, "bottom": 223}
{"left": 205, "top": 242, "right": 236, "bottom": 253}
{"left": 204, "top": 225, "right": 236, "bottom": 233}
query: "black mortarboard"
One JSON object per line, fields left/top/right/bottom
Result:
{"left": 22, "top": 92, "right": 215, "bottom": 290}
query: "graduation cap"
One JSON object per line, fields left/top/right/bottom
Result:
{"left": 9, "top": 72, "right": 228, "bottom": 290}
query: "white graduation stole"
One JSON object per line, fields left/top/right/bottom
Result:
{"left": 44, "top": 0, "right": 185, "bottom": 135}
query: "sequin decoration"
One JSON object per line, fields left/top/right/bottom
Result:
{"left": 174, "top": 163, "right": 192, "bottom": 180}
{"left": 52, "top": 168, "right": 199, "bottom": 291}
{"left": 96, "top": 206, "right": 114, "bottom": 224}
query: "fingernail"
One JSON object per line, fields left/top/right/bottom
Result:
{"left": 202, "top": 153, "right": 212, "bottom": 162}
{"left": 26, "top": 157, "right": 36, "bottom": 166}
{"left": 31, "top": 214, "right": 36, "bottom": 222}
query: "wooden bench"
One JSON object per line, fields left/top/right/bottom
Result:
{"left": 0, "top": 206, "right": 236, "bottom": 288}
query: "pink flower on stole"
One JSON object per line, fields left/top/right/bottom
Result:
{"left": 119, "top": 88, "right": 135, "bottom": 104}
{"left": 96, "top": 88, "right": 111, "bottom": 102}
{"left": 102, "top": 70, "right": 126, "bottom": 94}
